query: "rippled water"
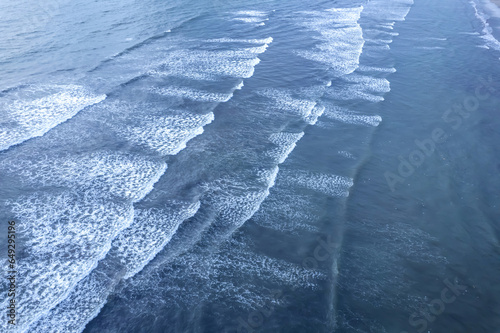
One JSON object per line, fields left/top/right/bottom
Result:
{"left": 1, "top": 0, "right": 499, "bottom": 332}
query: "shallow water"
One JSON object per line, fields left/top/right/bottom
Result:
{"left": 0, "top": 0, "right": 499, "bottom": 332}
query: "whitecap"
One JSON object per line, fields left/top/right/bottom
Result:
{"left": 280, "top": 170, "right": 353, "bottom": 197}
{"left": 0, "top": 84, "right": 105, "bottom": 152}
{"left": 470, "top": 0, "right": 500, "bottom": 50}
{"left": 257, "top": 88, "right": 317, "bottom": 119}
{"left": 0, "top": 191, "right": 134, "bottom": 332}
{"left": 1, "top": 151, "right": 167, "bottom": 201}
{"left": 113, "top": 112, "right": 214, "bottom": 156}
{"left": 267, "top": 132, "right": 305, "bottom": 164}
{"left": 295, "top": 7, "right": 365, "bottom": 76}
{"left": 324, "top": 106, "right": 382, "bottom": 127}
{"left": 151, "top": 86, "right": 234, "bottom": 103}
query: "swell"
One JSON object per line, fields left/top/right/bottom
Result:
{"left": 73, "top": 6, "right": 369, "bottom": 333}
{"left": 87, "top": 14, "right": 205, "bottom": 74}
{"left": 0, "top": 84, "right": 106, "bottom": 152}
{"left": 3, "top": 2, "right": 415, "bottom": 332}
{"left": 130, "top": 5, "right": 366, "bottom": 274}
{"left": 16, "top": 11, "right": 273, "bottom": 333}
{"left": 0, "top": 13, "right": 207, "bottom": 154}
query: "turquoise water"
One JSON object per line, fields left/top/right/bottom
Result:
{"left": 0, "top": 0, "right": 499, "bottom": 332}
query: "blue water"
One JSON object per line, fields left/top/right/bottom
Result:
{"left": 0, "top": 0, "right": 499, "bottom": 332}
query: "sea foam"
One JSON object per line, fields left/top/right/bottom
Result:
{"left": 0, "top": 84, "right": 105, "bottom": 152}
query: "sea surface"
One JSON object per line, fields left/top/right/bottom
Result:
{"left": 0, "top": 0, "right": 499, "bottom": 332}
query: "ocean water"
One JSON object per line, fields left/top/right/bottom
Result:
{"left": 0, "top": 0, "right": 499, "bottom": 332}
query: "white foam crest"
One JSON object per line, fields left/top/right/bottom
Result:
{"left": 325, "top": 6, "right": 364, "bottom": 17}
{"left": 196, "top": 47, "right": 269, "bottom": 57}
{"left": 324, "top": 106, "right": 382, "bottom": 127}
{"left": 358, "top": 65, "right": 397, "bottom": 73}
{"left": 365, "top": 38, "right": 394, "bottom": 46}
{"left": 300, "top": 6, "right": 363, "bottom": 25}
{"left": 258, "top": 88, "right": 317, "bottom": 119}
{"left": 361, "top": 0, "right": 414, "bottom": 22}
{"left": 29, "top": 267, "right": 116, "bottom": 333}
{"left": 151, "top": 86, "right": 234, "bottom": 103}
{"left": 344, "top": 74, "right": 391, "bottom": 93}
{"left": 0, "top": 191, "right": 134, "bottom": 332}
{"left": 470, "top": 0, "right": 500, "bottom": 50}
{"left": 111, "top": 202, "right": 201, "bottom": 279}
{"left": 208, "top": 180, "right": 277, "bottom": 228}
{"left": 233, "top": 17, "right": 269, "bottom": 23}
{"left": 48, "top": 142, "right": 292, "bottom": 328}
{"left": 144, "top": 37, "right": 270, "bottom": 81}
{"left": 211, "top": 189, "right": 271, "bottom": 228}
{"left": 114, "top": 112, "right": 214, "bottom": 156}
{"left": 0, "top": 84, "right": 105, "bottom": 152}
{"left": 1, "top": 151, "right": 167, "bottom": 201}
{"left": 305, "top": 104, "right": 326, "bottom": 125}
{"left": 153, "top": 52, "right": 263, "bottom": 80}
{"left": 256, "top": 165, "right": 280, "bottom": 188}
{"left": 295, "top": 7, "right": 365, "bottom": 75}
{"left": 369, "top": 44, "right": 392, "bottom": 51}
{"left": 30, "top": 201, "right": 200, "bottom": 333}
{"left": 246, "top": 44, "right": 269, "bottom": 54}
{"left": 194, "top": 166, "right": 282, "bottom": 243}
{"left": 459, "top": 31, "right": 481, "bottom": 35}
{"left": 417, "top": 46, "right": 446, "bottom": 50}
{"left": 363, "top": 28, "right": 400, "bottom": 37}
{"left": 267, "top": 132, "right": 305, "bottom": 164}
{"left": 327, "top": 73, "right": 390, "bottom": 102}
{"left": 377, "top": 22, "right": 396, "bottom": 30}
{"left": 150, "top": 45, "right": 268, "bottom": 81}
{"left": 234, "top": 10, "right": 268, "bottom": 17}
{"left": 205, "top": 37, "right": 273, "bottom": 44}
{"left": 34, "top": 169, "right": 322, "bottom": 331}
{"left": 281, "top": 170, "right": 353, "bottom": 197}
{"left": 236, "top": 81, "right": 244, "bottom": 90}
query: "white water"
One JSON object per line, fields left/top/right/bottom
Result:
{"left": 0, "top": 84, "right": 105, "bottom": 152}
{"left": 8, "top": 2, "right": 422, "bottom": 331}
